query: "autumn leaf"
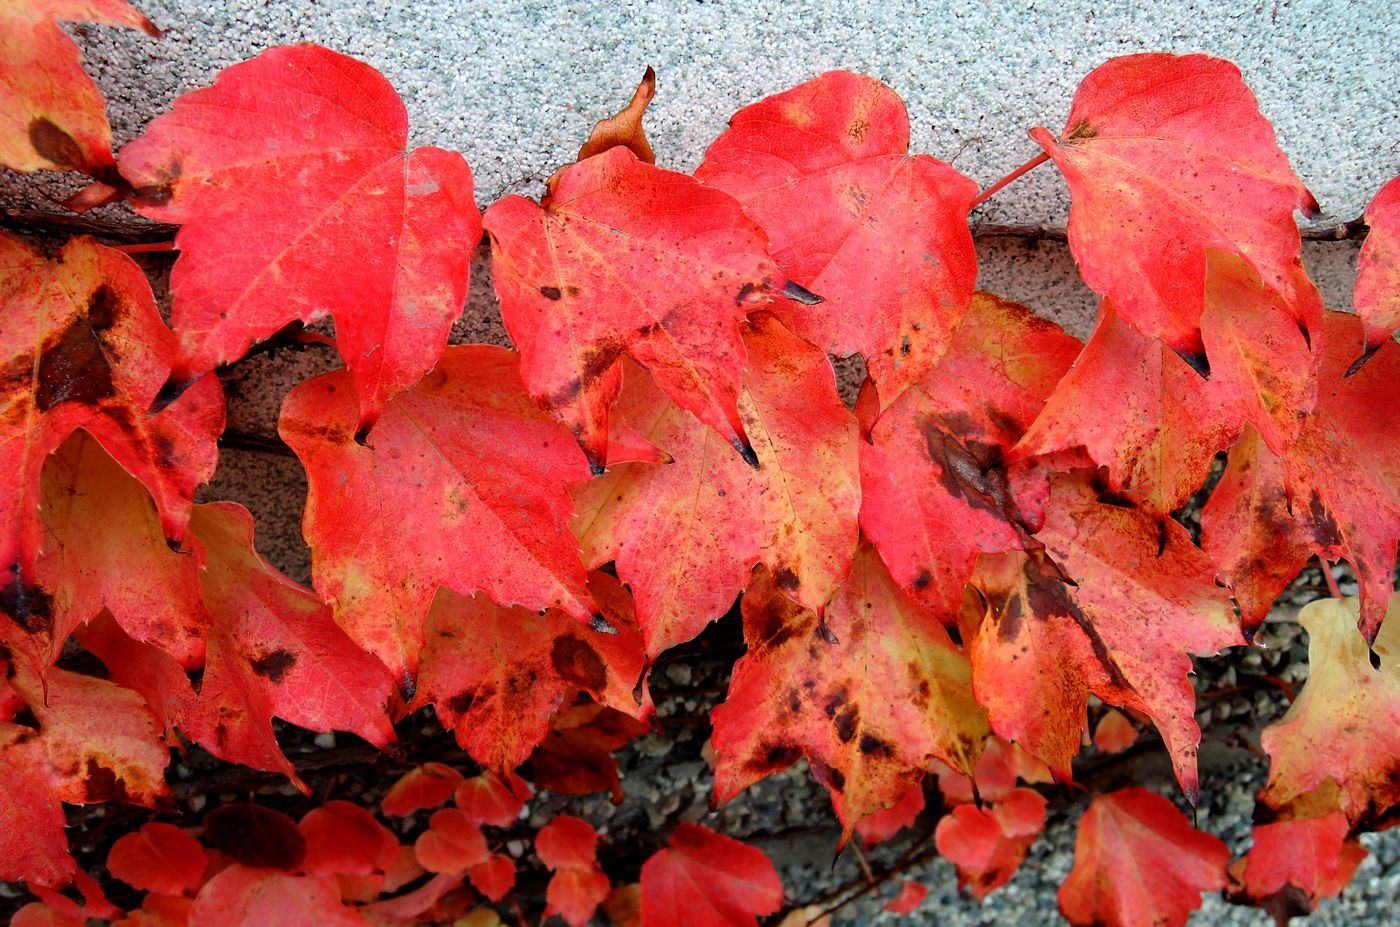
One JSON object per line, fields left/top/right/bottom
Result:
{"left": 454, "top": 771, "right": 531, "bottom": 827}
{"left": 529, "top": 701, "right": 649, "bottom": 803}
{"left": 485, "top": 144, "right": 805, "bottom": 472}
{"left": 415, "top": 809, "right": 489, "bottom": 874}
{"left": 537, "top": 816, "right": 611, "bottom": 927}
{"left": 1092, "top": 709, "right": 1139, "bottom": 754}
{"left": 281, "top": 345, "right": 602, "bottom": 692}
{"left": 1011, "top": 301, "right": 1240, "bottom": 517}
{"left": 934, "top": 787, "right": 1048, "bottom": 899}
{"left": 188, "top": 867, "right": 368, "bottom": 927}
{"left": 414, "top": 572, "right": 653, "bottom": 775}
{"left": 882, "top": 881, "right": 928, "bottom": 915}
{"left": 0, "top": 0, "right": 157, "bottom": 173}
{"left": 711, "top": 546, "right": 988, "bottom": 838}
{"left": 576, "top": 67, "right": 656, "bottom": 165}
{"left": 1351, "top": 173, "right": 1400, "bottom": 366}
{"left": 931, "top": 734, "right": 1053, "bottom": 806}
{"left": 860, "top": 292, "right": 1081, "bottom": 614}
{"left": 1260, "top": 595, "right": 1400, "bottom": 826}
{"left": 854, "top": 783, "right": 924, "bottom": 847}
{"left": 298, "top": 801, "right": 398, "bottom": 878}
{"left": 467, "top": 853, "right": 516, "bottom": 903}
{"left": 0, "top": 721, "right": 72, "bottom": 885}
{"left": 639, "top": 822, "right": 783, "bottom": 927}
{"left": 1, "top": 234, "right": 223, "bottom": 638}
{"left": 1059, "top": 788, "right": 1228, "bottom": 927}
{"left": 1029, "top": 52, "right": 1318, "bottom": 370}
{"left": 117, "top": 44, "right": 482, "bottom": 433}
{"left": 381, "top": 763, "right": 464, "bottom": 817}
{"left": 1229, "top": 811, "right": 1366, "bottom": 924}
{"left": 695, "top": 70, "right": 978, "bottom": 407}
{"left": 968, "top": 472, "right": 1242, "bottom": 801}
{"left": 572, "top": 313, "right": 859, "bottom": 658}
{"left": 1203, "top": 312, "right": 1400, "bottom": 642}
{"left": 106, "top": 822, "right": 208, "bottom": 896}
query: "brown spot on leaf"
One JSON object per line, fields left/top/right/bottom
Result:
{"left": 28, "top": 118, "right": 85, "bottom": 169}
{"left": 834, "top": 704, "right": 859, "bottom": 743}
{"left": 86, "top": 285, "right": 119, "bottom": 330}
{"left": 447, "top": 690, "right": 476, "bottom": 714}
{"left": 1, "top": 563, "right": 53, "bottom": 633}
{"left": 540, "top": 286, "right": 563, "bottom": 300}
{"left": 82, "top": 758, "right": 135, "bottom": 803}
{"left": 34, "top": 319, "right": 116, "bottom": 411}
{"left": 204, "top": 804, "right": 306, "bottom": 872}
{"left": 249, "top": 649, "right": 296, "bottom": 683}
{"left": 551, "top": 635, "right": 608, "bottom": 692}
{"left": 772, "top": 566, "right": 801, "bottom": 593}
{"left": 859, "top": 734, "right": 894, "bottom": 757}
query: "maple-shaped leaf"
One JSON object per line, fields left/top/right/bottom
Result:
{"left": 1260, "top": 595, "right": 1400, "bottom": 826}
{"left": 1229, "top": 811, "right": 1366, "bottom": 925}
{"left": 934, "top": 787, "right": 1048, "bottom": 899}
{"left": 639, "top": 822, "right": 783, "bottom": 927}
{"left": 1058, "top": 788, "right": 1228, "bottom": 927}
{"left": 695, "top": 70, "right": 978, "bottom": 407}
{"left": 1030, "top": 52, "right": 1318, "bottom": 369}
{"left": 1352, "top": 173, "right": 1400, "bottom": 364}
{"left": 281, "top": 345, "right": 602, "bottom": 692}
{"left": 860, "top": 292, "right": 1081, "bottom": 613}
{"left": 179, "top": 502, "right": 398, "bottom": 780}
{"left": 1012, "top": 301, "right": 1240, "bottom": 517}
{"left": 573, "top": 313, "right": 859, "bottom": 657}
{"left": 712, "top": 548, "right": 987, "bottom": 835}
{"left": 485, "top": 144, "right": 803, "bottom": 472}
{"left": 2, "top": 658, "right": 171, "bottom": 808}
{"left": 1, "top": 234, "right": 222, "bottom": 635}
{"left": 415, "top": 809, "right": 489, "bottom": 874}
{"left": 538, "top": 816, "right": 610, "bottom": 927}
{"left": 529, "top": 701, "right": 650, "bottom": 803}
{"left": 0, "top": 0, "right": 157, "bottom": 173}
{"left": 381, "top": 763, "right": 465, "bottom": 817}
{"left": 416, "top": 571, "right": 653, "bottom": 774}
{"left": 106, "top": 822, "right": 208, "bottom": 896}
{"left": 188, "top": 866, "right": 368, "bottom": 927}
{"left": 298, "top": 801, "right": 398, "bottom": 877}
{"left": 1203, "top": 312, "right": 1400, "bottom": 641}
{"left": 454, "top": 771, "right": 531, "bottom": 826}
{"left": 0, "top": 721, "right": 72, "bottom": 885}
{"left": 117, "top": 43, "right": 481, "bottom": 432}
{"left": 968, "top": 472, "right": 1242, "bottom": 801}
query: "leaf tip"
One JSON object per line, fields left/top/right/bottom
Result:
{"left": 733, "top": 438, "right": 761, "bottom": 470}
{"left": 779, "top": 279, "right": 823, "bottom": 305}
{"left": 1176, "top": 348, "right": 1212, "bottom": 380}
{"left": 1345, "top": 341, "right": 1383, "bottom": 378}
{"left": 590, "top": 612, "right": 620, "bottom": 635}
{"left": 150, "top": 374, "right": 199, "bottom": 414}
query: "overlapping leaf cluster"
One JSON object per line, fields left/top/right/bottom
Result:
{"left": 2, "top": 4, "right": 1399, "bottom": 926}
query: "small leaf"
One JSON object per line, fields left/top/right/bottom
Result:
{"left": 382, "top": 763, "right": 465, "bottom": 817}
{"left": 204, "top": 805, "right": 306, "bottom": 872}
{"left": 298, "top": 801, "right": 398, "bottom": 877}
{"left": 640, "top": 822, "right": 783, "bottom": 927}
{"left": 107, "top": 822, "right": 208, "bottom": 896}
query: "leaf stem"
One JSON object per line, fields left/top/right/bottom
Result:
{"left": 970, "top": 151, "right": 1051, "bottom": 209}
{"left": 1320, "top": 559, "right": 1344, "bottom": 599}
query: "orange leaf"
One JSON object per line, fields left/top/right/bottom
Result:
{"left": 576, "top": 67, "right": 656, "bottom": 165}
{"left": 1058, "top": 788, "right": 1227, "bottom": 927}
{"left": 712, "top": 546, "right": 988, "bottom": 838}
{"left": 882, "top": 881, "right": 928, "bottom": 914}
{"left": 536, "top": 815, "right": 601, "bottom": 871}
{"left": 1092, "top": 709, "right": 1138, "bottom": 755}
{"left": 573, "top": 313, "right": 859, "bottom": 658}
{"left": 467, "top": 853, "right": 516, "bottom": 902}
{"left": 382, "top": 763, "right": 465, "bottom": 817}
{"left": 415, "top": 809, "right": 489, "bottom": 874}
{"left": 696, "top": 71, "right": 978, "bottom": 407}
{"left": 639, "top": 823, "right": 783, "bottom": 927}
{"left": 485, "top": 145, "right": 796, "bottom": 472}
{"left": 118, "top": 44, "right": 481, "bottom": 432}
{"left": 0, "top": 0, "right": 157, "bottom": 173}
{"left": 454, "top": 771, "right": 531, "bottom": 827}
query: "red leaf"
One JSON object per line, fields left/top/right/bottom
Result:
{"left": 1058, "top": 788, "right": 1228, "bottom": 927}
{"left": 188, "top": 866, "right": 368, "bottom": 927}
{"left": 298, "top": 801, "right": 398, "bottom": 877}
{"left": 1353, "top": 173, "right": 1400, "bottom": 357}
{"left": 1012, "top": 301, "right": 1240, "bottom": 517}
{"left": 414, "top": 809, "right": 489, "bottom": 874}
{"left": 467, "top": 853, "right": 516, "bottom": 902}
{"left": 882, "top": 881, "right": 928, "bottom": 915}
{"left": 112, "top": 893, "right": 193, "bottom": 927}
{"left": 934, "top": 788, "right": 1047, "bottom": 899}
{"left": 968, "top": 472, "right": 1242, "bottom": 801}
{"left": 9, "top": 901, "right": 82, "bottom": 927}
{"left": 381, "top": 763, "right": 465, "bottom": 817}
{"left": 0, "top": 721, "right": 72, "bottom": 885}
{"left": 454, "top": 771, "right": 531, "bottom": 827}
{"left": 640, "top": 822, "right": 783, "bottom": 927}
{"left": 281, "top": 345, "right": 599, "bottom": 691}
{"left": 1030, "top": 53, "right": 1317, "bottom": 365}
{"left": 932, "top": 735, "right": 1052, "bottom": 806}
{"left": 416, "top": 572, "right": 652, "bottom": 774}
{"left": 485, "top": 145, "right": 788, "bottom": 471}
{"left": 204, "top": 804, "right": 306, "bottom": 872}
{"left": 1092, "top": 709, "right": 1139, "bottom": 755}
{"left": 855, "top": 783, "right": 925, "bottom": 848}
{"left": 860, "top": 292, "right": 1081, "bottom": 613}
{"left": 711, "top": 546, "right": 988, "bottom": 837}
{"left": 695, "top": 71, "right": 978, "bottom": 407}
{"left": 0, "top": 0, "right": 157, "bottom": 173}
{"left": 107, "top": 822, "right": 208, "bottom": 895}
{"left": 118, "top": 44, "right": 481, "bottom": 432}
{"left": 547, "top": 866, "right": 612, "bottom": 927}
{"left": 1233, "top": 811, "right": 1366, "bottom": 921}
{"left": 529, "top": 702, "right": 649, "bottom": 803}
{"left": 536, "top": 815, "right": 600, "bottom": 871}
{"left": 1, "top": 234, "right": 222, "bottom": 641}
{"left": 1260, "top": 595, "right": 1400, "bottom": 826}
{"left": 572, "top": 313, "right": 859, "bottom": 658}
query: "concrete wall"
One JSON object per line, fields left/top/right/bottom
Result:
{"left": 5, "top": 0, "right": 1396, "bottom": 576}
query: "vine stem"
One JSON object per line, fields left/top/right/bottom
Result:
{"left": 1321, "top": 558, "right": 1344, "bottom": 598}
{"left": 970, "top": 151, "right": 1051, "bottom": 209}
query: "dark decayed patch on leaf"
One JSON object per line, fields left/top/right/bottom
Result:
{"left": 204, "top": 804, "right": 306, "bottom": 871}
